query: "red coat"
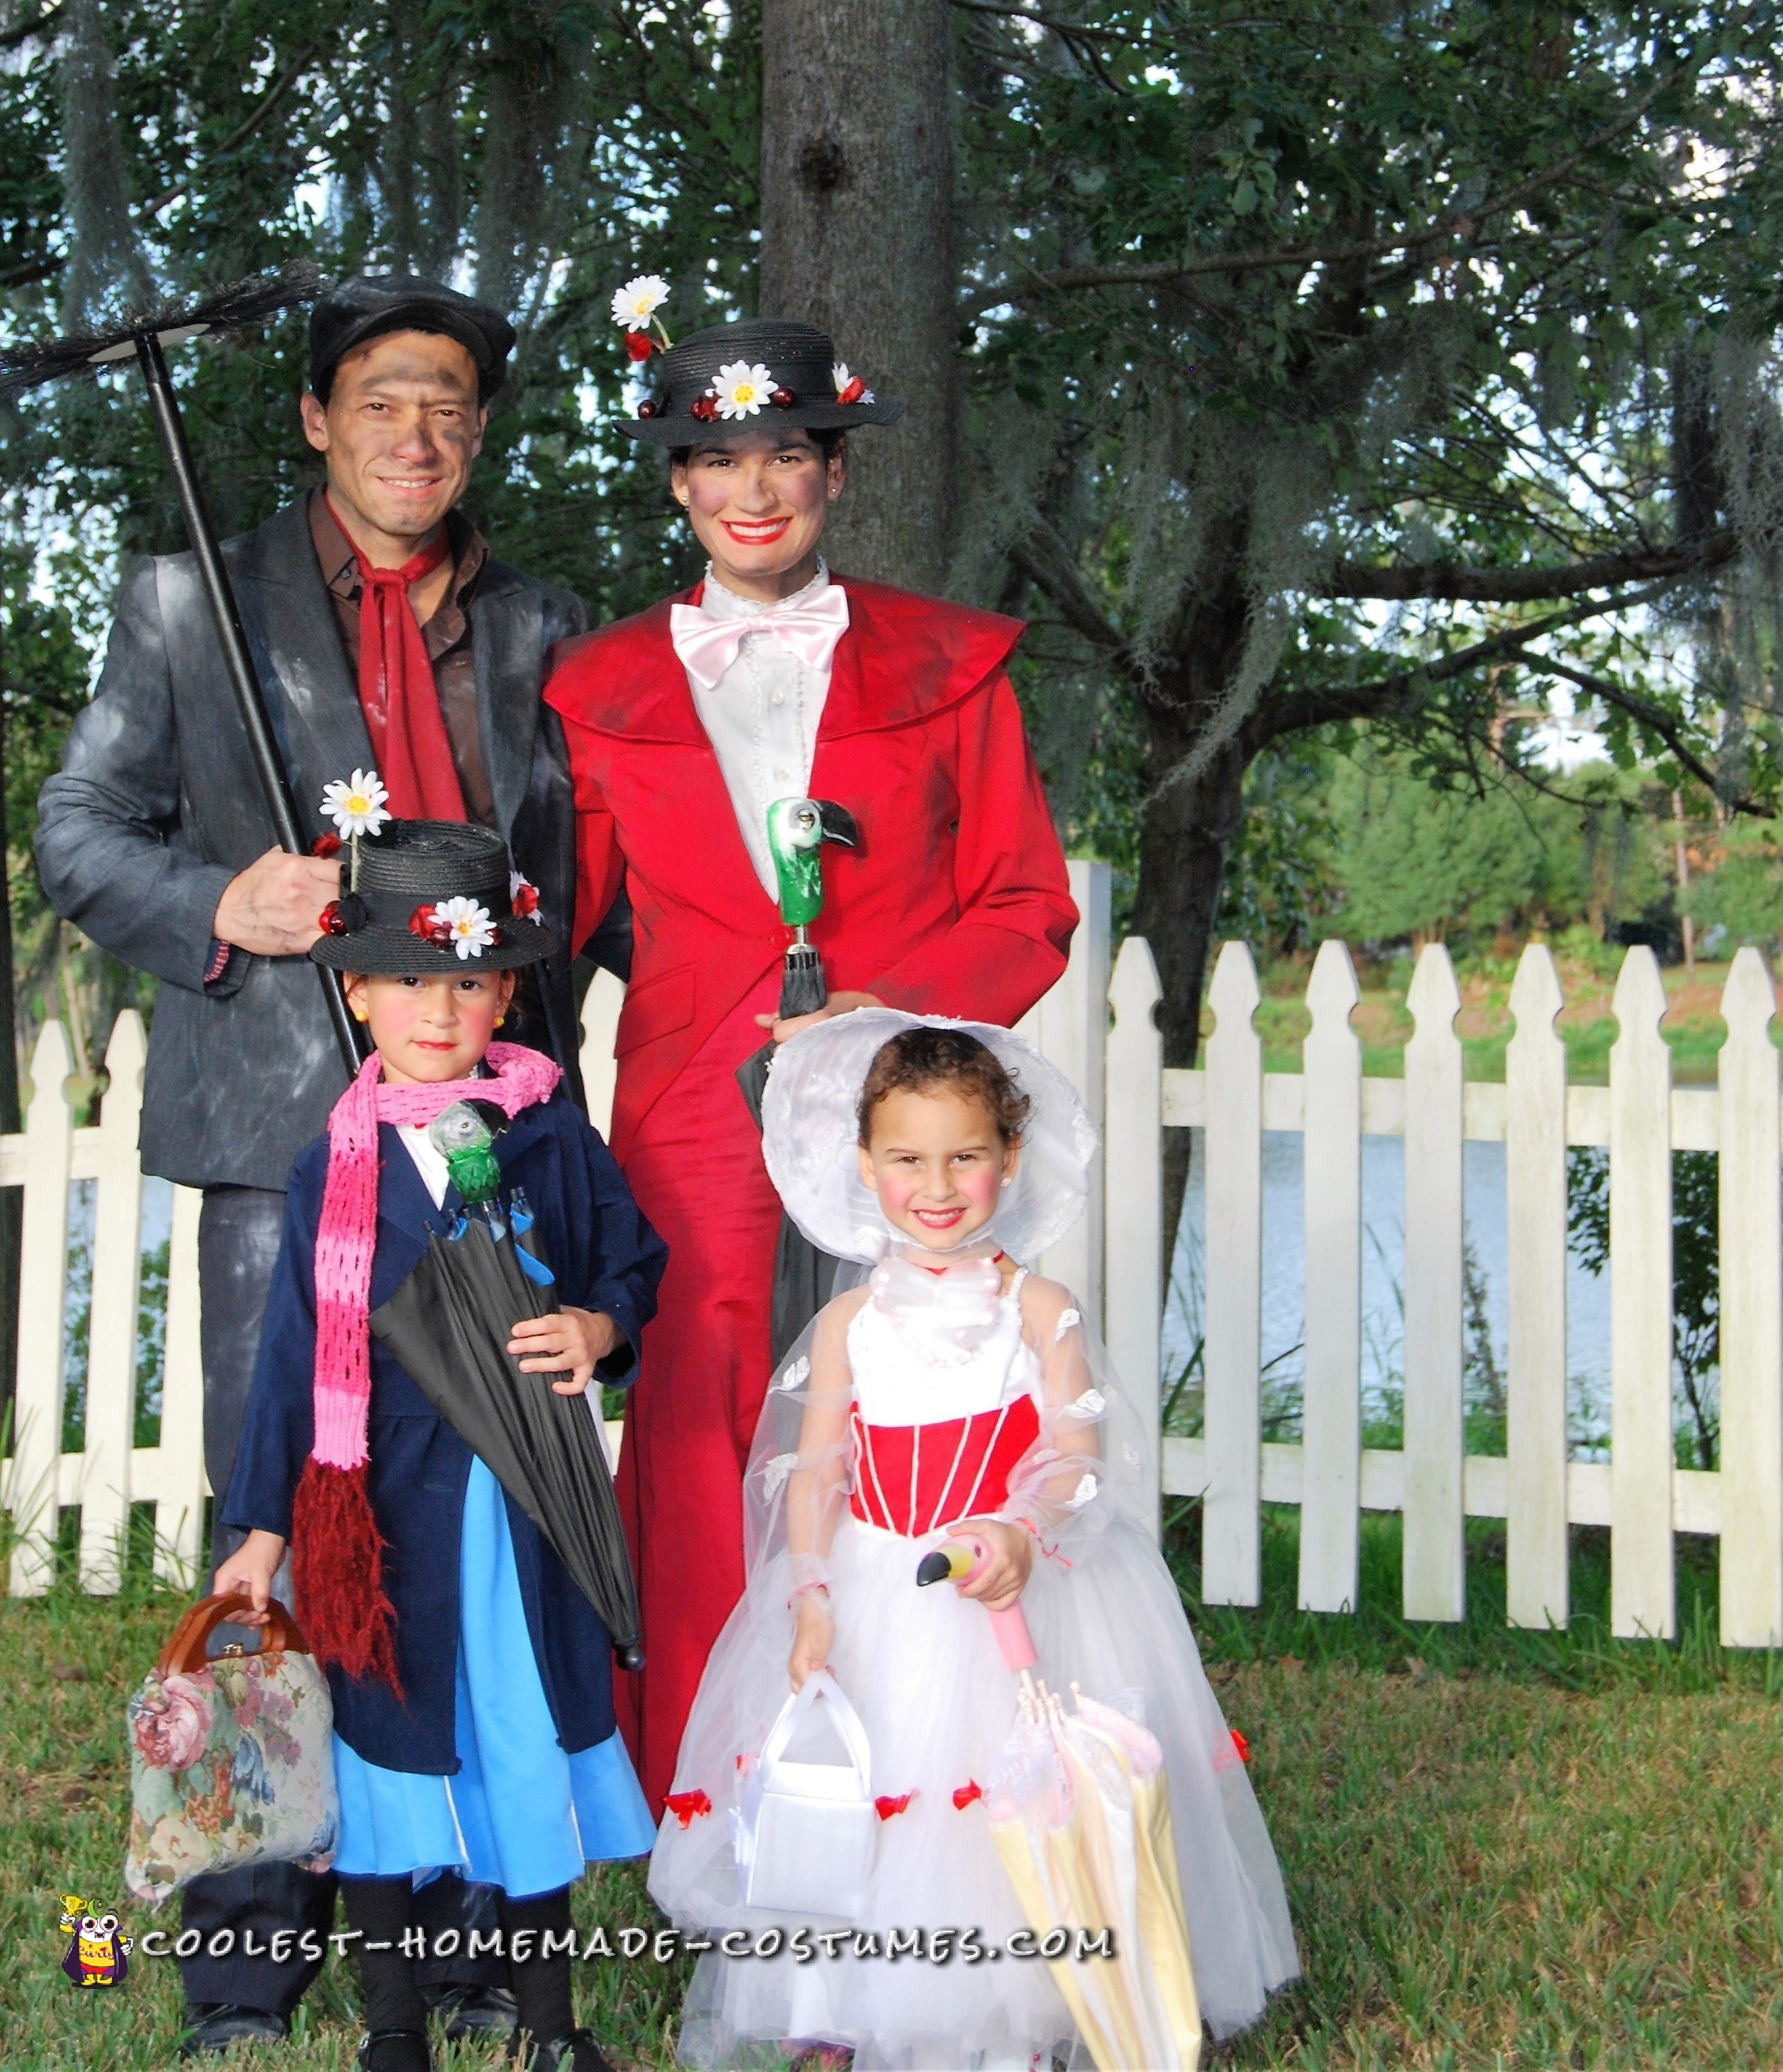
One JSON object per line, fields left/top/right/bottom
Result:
{"left": 544, "top": 576, "right": 1076, "bottom": 1807}
{"left": 545, "top": 577, "right": 1078, "bottom": 1159}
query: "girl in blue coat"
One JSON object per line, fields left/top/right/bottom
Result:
{"left": 219, "top": 819, "right": 667, "bottom": 2072}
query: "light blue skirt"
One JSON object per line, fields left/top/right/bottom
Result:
{"left": 332, "top": 1457, "right": 656, "bottom": 1898}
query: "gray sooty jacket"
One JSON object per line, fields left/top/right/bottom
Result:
{"left": 36, "top": 496, "right": 590, "bottom": 1192}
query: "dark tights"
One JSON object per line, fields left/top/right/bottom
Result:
{"left": 500, "top": 1887, "right": 577, "bottom": 2046}
{"left": 339, "top": 1876, "right": 577, "bottom": 2044}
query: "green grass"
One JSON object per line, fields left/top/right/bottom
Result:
{"left": 0, "top": 1559, "right": 687, "bottom": 2071}
{"left": 5, "top": 1513, "right": 1782, "bottom": 2068}
{"left": 1240, "top": 954, "right": 1748, "bottom": 1086}
{"left": 1173, "top": 1506, "right": 1783, "bottom": 2068}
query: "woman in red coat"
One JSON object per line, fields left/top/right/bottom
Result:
{"left": 545, "top": 307, "right": 1076, "bottom": 1808}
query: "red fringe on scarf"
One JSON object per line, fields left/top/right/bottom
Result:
{"left": 291, "top": 1458, "right": 403, "bottom": 1696}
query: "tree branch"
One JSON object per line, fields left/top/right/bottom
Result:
{"left": 1008, "top": 523, "right": 1129, "bottom": 659}
{"left": 139, "top": 47, "right": 316, "bottom": 216}
{"left": 0, "top": 1, "right": 61, "bottom": 52}
{"left": 1324, "top": 530, "right": 1739, "bottom": 603}
{"left": 1531, "top": 654, "right": 1752, "bottom": 807}
{"left": 965, "top": 44, "right": 1707, "bottom": 318}
{"left": 1242, "top": 581, "right": 1679, "bottom": 750}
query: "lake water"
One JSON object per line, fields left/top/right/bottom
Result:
{"left": 1166, "top": 1132, "right": 1616, "bottom": 1454}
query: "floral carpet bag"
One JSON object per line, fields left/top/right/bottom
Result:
{"left": 125, "top": 1593, "right": 339, "bottom": 1905}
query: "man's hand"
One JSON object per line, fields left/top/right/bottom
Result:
{"left": 213, "top": 1529, "right": 287, "bottom": 1627}
{"left": 788, "top": 1593, "right": 834, "bottom": 1690}
{"left": 951, "top": 1520, "right": 1033, "bottom": 1612}
{"left": 508, "top": 1305, "right": 623, "bottom": 1395}
{"left": 756, "top": 989, "right": 885, "bottom": 1045}
{"left": 213, "top": 848, "right": 343, "bottom": 958}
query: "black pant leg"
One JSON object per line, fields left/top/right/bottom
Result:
{"left": 176, "top": 1858, "right": 337, "bottom": 2016}
{"left": 197, "top": 1185, "right": 288, "bottom": 1573}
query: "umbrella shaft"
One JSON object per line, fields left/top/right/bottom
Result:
{"left": 136, "top": 331, "right": 363, "bottom": 1076}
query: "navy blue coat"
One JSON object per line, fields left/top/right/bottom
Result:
{"left": 222, "top": 1091, "right": 667, "bottom": 1774}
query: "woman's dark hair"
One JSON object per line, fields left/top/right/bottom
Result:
{"left": 857, "top": 1027, "right": 1030, "bottom": 1145}
{"left": 669, "top": 425, "right": 847, "bottom": 468}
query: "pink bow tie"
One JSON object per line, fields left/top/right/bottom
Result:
{"left": 670, "top": 583, "right": 850, "bottom": 693}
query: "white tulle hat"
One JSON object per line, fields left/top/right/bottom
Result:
{"left": 761, "top": 1008, "right": 1099, "bottom": 1265}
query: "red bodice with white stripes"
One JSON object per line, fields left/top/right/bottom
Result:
{"left": 844, "top": 1257, "right": 1041, "bottom": 1538}
{"left": 850, "top": 1393, "right": 1041, "bottom": 1537}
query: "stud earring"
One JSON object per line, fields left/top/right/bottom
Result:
{"left": 353, "top": 1007, "right": 368, "bottom": 1023}
{"left": 495, "top": 1013, "right": 506, "bottom": 1027}
{"left": 999, "top": 1176, "right": 1013, "bottom": 1188}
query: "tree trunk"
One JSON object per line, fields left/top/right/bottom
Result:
{"left": 759, "top": 0, "right": 955, "bottom": 590}
{"left": 1131, "top": 604, "right": 1253, "bottom": 1265}
{"left": 0, "top": 621, "right": 23, "bottom": 1446}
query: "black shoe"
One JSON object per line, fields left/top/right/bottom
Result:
{"left": 423, "top": 1980, "right": 520, "bottom": 2041}
{"left": 179, "top": 2003, "right": 292, "bottom": 2057}
{"left": 356, "top": 2030, "right": 433, "bottom": 2072}
{"left": 517, "top": 2031, "right": 617, "bottom": 2072}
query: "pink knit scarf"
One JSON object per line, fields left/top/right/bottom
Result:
{"left": 310, "top": 1041, "right": 561, "bottom": 1470}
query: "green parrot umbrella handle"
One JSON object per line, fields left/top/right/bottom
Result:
{"left": 764, "top": 796, "right": 860, "bottom": 1019}
{"left": 737, "top": 795, "right": 862, "bottom": 1362}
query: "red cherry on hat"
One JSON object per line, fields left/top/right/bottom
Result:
{"left": 690, "top": 393, "right": 719, "bottom": 422}
{"left": 408, "top": 903, "right": 453, "bottom": 947}
{"left": 624, "top": 331, "right": 655, "bottom": 363}
{"left": 770, "top": 386, "right": 796, "bottom": 408}
{"left": 311, "top": 833, "right": 342, "bottom": 859}
{"left": 836, "top": 374, "right": 867, "bottom": 405}
{"left": 319, "top": 901, "right": 347, "bottom": 937}
{"left": 637, "top": 398, "right": 659, "bottom": 418}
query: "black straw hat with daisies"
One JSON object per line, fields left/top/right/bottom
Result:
{"left": 609, "top": 279, "right": 904, "bottom": 446}
{"left": 310, "top": 819, "right": 559, "bottom": 975}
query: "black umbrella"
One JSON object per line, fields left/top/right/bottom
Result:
{"left": 370, "top": 1200, "right": 644, "bottom": 1670}
{"left": 0, "top": 268, "right": 363, "bottom": 1074}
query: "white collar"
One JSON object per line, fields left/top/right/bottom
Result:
{"left": 698, "top": 557, "right": 831, "bottom": 622}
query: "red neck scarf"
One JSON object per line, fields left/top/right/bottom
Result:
{"left": 329, "top": 495, "right": 466, "bottom": 822}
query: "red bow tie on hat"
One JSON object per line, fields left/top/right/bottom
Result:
{"left": 669, "top": 583, "right": 850, "bottom": 695}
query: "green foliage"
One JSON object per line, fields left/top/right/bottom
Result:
{"left": 1213, "top": 742, "right": 1338, "bottom": 954}
{"left": 1319, "top": 745, "right": 1667, "bottom": 952}
{"left": 1684, "top": 813, "right": 1783, "bottom": 950}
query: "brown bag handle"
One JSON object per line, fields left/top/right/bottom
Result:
{"left": 157, "top": 1593, "right": 313, "bottom": 1678}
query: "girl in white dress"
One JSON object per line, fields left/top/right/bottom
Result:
{"left": 650, "top": 1013, "right": 1298, "bottom": 2070}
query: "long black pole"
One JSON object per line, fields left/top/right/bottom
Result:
{"left": 134, "top": 330, "right": 363, "bottom": 1076}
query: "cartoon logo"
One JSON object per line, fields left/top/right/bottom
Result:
{"left": 58, "top": 1893, "right": 132, "bottom": 1988}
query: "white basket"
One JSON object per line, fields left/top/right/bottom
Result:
{"left": 734, "top": 1670, "right": 878, "bottom": 1921}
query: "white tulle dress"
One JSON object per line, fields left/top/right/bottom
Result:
{"left": 648, "top": 1010, "right": 1299, "bottom": 2071}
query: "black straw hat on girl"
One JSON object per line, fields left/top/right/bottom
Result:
{"left": 608, "top": 278, "right": 904, "bottom": 446}
{"left": 310, "top": 806, "right": 559, "bottom": 974}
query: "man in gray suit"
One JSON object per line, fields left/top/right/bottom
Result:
{"left": 36, "top": 276, "right": 597, "bottom": 2057}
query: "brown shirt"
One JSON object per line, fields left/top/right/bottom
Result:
{"left": 307, "top": 490, "right": 497, "bottom": 827}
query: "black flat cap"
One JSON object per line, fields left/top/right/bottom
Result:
{"left": 622, "top": 319, "right": 904, "bottom": 445}
{"left": 310, "top": 275, "right": 516, "bottom": 402}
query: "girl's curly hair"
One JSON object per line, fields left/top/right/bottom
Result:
{"left": 856, "top": 1027, "right": 1030, "bottom": 1145}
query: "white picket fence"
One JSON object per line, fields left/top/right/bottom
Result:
{"left": 10, "top": 857, "right": 1782, "bottom": 1650}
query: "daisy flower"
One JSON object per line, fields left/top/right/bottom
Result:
{"left": 319, "top": 770, "right": 390, "bottom": 841}
{"left": 610, "top": 276, "right": 670, "bottom": 331}
{"left": 433, "top": 896, "right": 498, "bottom": 960}
{"left": 712, "top": 361, "right": 775, "bottom": 419}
